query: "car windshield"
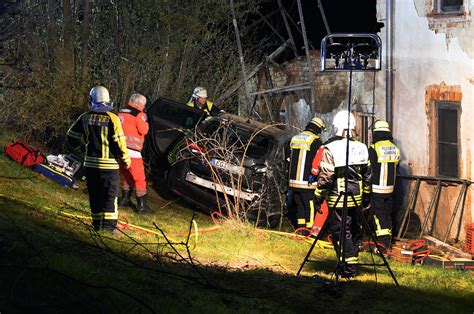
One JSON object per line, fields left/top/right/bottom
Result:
{"left": 200, "top": 120, "right": 272, "bottom": 159}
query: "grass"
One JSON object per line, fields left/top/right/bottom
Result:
{"left": 0, "top": 134, "right": 473, "bottom": 313}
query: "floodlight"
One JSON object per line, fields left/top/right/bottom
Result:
{"left": 320, "top": 33, "right": 382, "bottom": 72}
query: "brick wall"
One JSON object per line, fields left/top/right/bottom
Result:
{"left": 265, "top": 51, "right": 348, "bottom": 115}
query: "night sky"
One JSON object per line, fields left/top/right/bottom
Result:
{"left": 255, "top": 0, "right": 379, "bottom": 56}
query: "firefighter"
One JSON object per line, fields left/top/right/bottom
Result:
{"left": 288, "top": 116, "right": 327, "bottom": 234}
{"left": 186, "top": 86, "right": 221, "bottom": 117}
{"left": 117, "top": 93, "right": 153, "bottom": 214}
{"left": 67, "top": 86, "right": 131, "bottom": 232}
{"left": 369, "top": 120, "right": 400, "bottom": 251}
{"left": 314, "top": 110, "right": 371, "bottom": 278}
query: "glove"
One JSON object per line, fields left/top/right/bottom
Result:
{"left": 308, "top": 174, "right": 316, "bottom": 184}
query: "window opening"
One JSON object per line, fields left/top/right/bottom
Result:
{"left": 437, "top": 101, "right": 459, "bottom": 177}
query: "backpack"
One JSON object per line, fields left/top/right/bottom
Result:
{"left": 4, "top": 141, "right": 45, "bottom": 167}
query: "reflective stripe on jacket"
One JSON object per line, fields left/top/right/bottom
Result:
{"left": 315, "top": 136, "right": 371, "bottom": 208}
{"left": 369, "top": 140, "right": 400, "bottom": 195}
{"left": 186, "top": 100, "right": 214, "bottom": 116}
{"left": 118, "top": 103, "right": 149, "bottom": 152}
{"left": 288, "top": 131, "right": 322, "bottom": 189}
{"left": 67, "top": 111, "right": 130, "bottom": 170}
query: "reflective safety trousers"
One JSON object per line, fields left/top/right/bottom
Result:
{"left": 315, "top": 137, "right": 372, "bottom": 208}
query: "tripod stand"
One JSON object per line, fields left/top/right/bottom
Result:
{"left": 296, "top": 33, "right": 398, "bottom": 286}
{"left": 297, "top": 191, "right": 399, "bottom": 286}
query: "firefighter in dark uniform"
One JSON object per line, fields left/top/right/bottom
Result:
{"left": 369, "top": 120, "right": 400, "bottom": 251}
{"left": 186, "top": 86, "right": 221, "bottom": 117}
{"left": 314, "top": 110, "right": 372, "bottom": 278}
{"left": 288, "top": 116, "right": 327, "bottom": 234}
{"left": 67, "top": 86, "right": 131, "bottom": 231}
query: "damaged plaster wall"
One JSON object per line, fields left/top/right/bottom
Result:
{"left": 267, "top": 51, "right": 385, "bottom": 138}
{"left": 414, "top": 0, "right": 474, "bottom": 58}
{"left": 383, "top": 0, "right": 474, "bottom": 240}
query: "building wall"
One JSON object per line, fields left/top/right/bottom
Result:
{"left": 261, "top": 0, "right": 473, "bottom": 242}
{"left": 384, "top": 0, "right": 473, "bottom": 241}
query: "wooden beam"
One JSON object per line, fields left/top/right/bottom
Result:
{"left": 296, "top": 0, "right": 316, "bottom": 105}
{"left": 216, "top": 40, "right": 290, "bottom": 102}
{"left": 249, "top": 82, "right": 311, "bottom": 96}
{"left": 423, "top": 235, "right": 472, "bottom": 259}
{"left": 315, "top": 0, "right": 333, "bottom": 44}
{"left": 277, "top": 0, "right": 298, "bottom": 57}
{"left": 230, "top": 0, "right": 252, "bottom": 111}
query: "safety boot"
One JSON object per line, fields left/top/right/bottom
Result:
{"left": 118, "top": 189, "right": 133, "bottom": 207}
{"left": 136, "top": 194, "right": 153, "bottom": 215}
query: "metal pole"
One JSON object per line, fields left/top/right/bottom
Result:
{"left": 296, "top": 0, "right": 316, "bottom": 107}
{"left": 230, "top": 0, "right": 252, "bottom": 114}
{"left": 385, "top": 0, "right": 393, "bottom": 123}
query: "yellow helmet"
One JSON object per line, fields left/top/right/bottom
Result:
{"left": 374, "top": 120, "right": 390, "bottom": 132}
{"left": 309, "top": 116, "right": 327, "bottom": 131}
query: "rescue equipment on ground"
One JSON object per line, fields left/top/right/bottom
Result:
{"left": 33, "top": 154, "right": 81, "bottom": 188}
{"left": 32, "top": 163, "right": 75, "bottom": 188}
{"left": 4, "top": 141, "right": 45, "bottom": 167}
{"left": 46, "top": 154, "right": 81, "bottom": 177}
{"left": 390, "top": 239, "right": 430, "bottom": 263}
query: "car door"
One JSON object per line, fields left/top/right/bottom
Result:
{"left": 145, "top": 98, "right": 205, "bottom": 165}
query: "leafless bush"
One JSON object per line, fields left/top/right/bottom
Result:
{"left": 170, "top": 118, "right": 289, "bottom": 228}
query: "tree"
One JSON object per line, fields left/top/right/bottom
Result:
{"left": 0, "top": 0, "right": 270, "bottom": 148}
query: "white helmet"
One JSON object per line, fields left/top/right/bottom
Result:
{"left": 332, "top": 110, "right": 356, "bottom": 137}
{"left": 192, "top": 86, "right": 207, "bottom": 99}
{"left": 89, "top": 86, "right": 113, "bottom": 112}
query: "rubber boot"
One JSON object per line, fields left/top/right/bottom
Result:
{"left": 136, "top": 194, "right": 153, "bottom": 214}
{"left": 118, "top": 189, "right": 132, "bottom": 207}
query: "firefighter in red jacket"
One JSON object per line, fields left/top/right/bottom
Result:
{"left": 117, "top": 93, "right": 152, "bottom": 214}
{"left": 369, "top": 120, "right": 400, "bottom": 250}
{"left": 67, "top": 86, "right": 131, "bottom": 231}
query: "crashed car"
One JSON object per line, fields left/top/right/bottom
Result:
{"left": 144, "top": 98, "right": 291, "bottom": 227}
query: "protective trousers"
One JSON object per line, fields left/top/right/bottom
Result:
{"left": 85, "top": 167, "right": 119, "bottom": 231}
{"left": 329, "top": 206, "right": 361, "bottom": 276}
{"left": 371, "top": 196, "right": 393, "bottom": 250}
{"left": 292, "top": 190, "right": 316, "bottom": 230}
{"left": 120, "top": 157, "right": 147, "bottom": 197}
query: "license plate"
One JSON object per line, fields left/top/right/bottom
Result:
{"left": 211, "top": 158, "right": 244, "bottom": 175}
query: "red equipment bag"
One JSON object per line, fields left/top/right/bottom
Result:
{"left": 4, "top": 141, "right": 44, "bottom": 167}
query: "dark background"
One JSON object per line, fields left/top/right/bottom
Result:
{"left": 251, "top": 0, "right": 380, "bottom": 57}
